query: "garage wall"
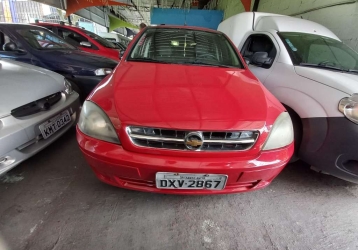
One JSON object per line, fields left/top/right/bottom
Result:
{"left": 257, "top": 0, "right": 358, "bottom": 50}
{"left": 216, "top": 0, "right": 245, "bottom": 19}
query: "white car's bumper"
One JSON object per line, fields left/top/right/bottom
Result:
{"left": 0, "top": 92, "right": 80, "bottom": 175}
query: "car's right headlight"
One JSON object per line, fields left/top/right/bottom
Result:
{"left": 262, "top": 112, "right": 294, "bottom": 151}
{"left": 78, "top": 101, "right": 120, "bottom": 144}
{"left": 339, "top": 93, "right": 358, "bottom": 124}
{"left": 94, "top": 68, "right": 113, "bottom": 76}
{"left": 64, "top": 79, "right": 73, "bottom": 95}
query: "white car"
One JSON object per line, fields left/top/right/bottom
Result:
{"left": 218, "top": 12, "right": 358, "bottom": 183}
{"left": 0, "top": 59, "right": 80, "bottom": 175}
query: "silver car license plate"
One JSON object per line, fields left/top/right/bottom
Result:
{"left": 156, "top": 173, "right": 227, "bottom": 190}
{"left": 39, "top": 110, "right": 71, "bottom": 139}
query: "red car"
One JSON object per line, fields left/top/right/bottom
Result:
{"left": 77, "top": 26, "right": 294, "bottom": 194}
{"left": 35, "top": 22, "right": 121, "bottom": 62}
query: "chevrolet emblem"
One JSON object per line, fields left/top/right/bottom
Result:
{"left": 184, "top": 132, "right": 204, "bottom": 150}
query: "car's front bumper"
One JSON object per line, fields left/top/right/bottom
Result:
{"left": 77, "top": 128, "right": 294, "bottom": 194}
{"left": 300, "top": 117, "right": 358, "bottom": 183}
{"left": 0, "top": 92, "right": 80, "bottom": 175}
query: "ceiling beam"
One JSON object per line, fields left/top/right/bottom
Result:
{"left": 130, "top": 0, "right": 145, "bottom": 20}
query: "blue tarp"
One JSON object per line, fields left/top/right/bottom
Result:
{"left": 150, "top": 8, "right": 224, "bottom": 30}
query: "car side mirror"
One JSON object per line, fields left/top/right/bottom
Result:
{"left": 3, "top": 42, "right": 27, "bottom": 55}
{"left": 251, "top": 52, "right": 273, "bottom": 68}
{"left": 80, "top": 41, "right": 92, "bottom": 48}
{"left": 3, "top": 42, "right": 18, "bottom": 51}
{"left": 119, "top": 50, "right": 125, "bottom": 59}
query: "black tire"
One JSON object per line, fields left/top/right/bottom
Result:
{"left": 284, "top": 105, "right": 303, "bottom": 163}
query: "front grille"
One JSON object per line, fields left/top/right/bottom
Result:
{"left": 127, "top": 126, "right": 259, "bottom": 151}
{"left": 11, "top": 92, "right": 62, "bottom": 118}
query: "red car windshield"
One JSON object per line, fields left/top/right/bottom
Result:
{"left": 128, "top": 28, "right": 243, "bottom": 68}
{"left": 16, "top": 27, "right": 76, "bottom": 50}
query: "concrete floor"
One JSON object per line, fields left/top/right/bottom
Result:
{"left": 0, "top": 128, "right": 358, "bottom": 250}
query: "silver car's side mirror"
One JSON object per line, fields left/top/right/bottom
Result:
{"left": 80, "top": 41, "right": 92, "bottom": 48}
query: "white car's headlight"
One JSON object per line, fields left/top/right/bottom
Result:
{"left": 262, "top": 112, "right": 294, "bottom": 151}
{"left": 339, "top": 94, "right": 358, "bottom": 124}
{"left": 94, "top": 68, "right": 113, "bottom": 76}
{"left": 64, "top": 79, "right": 73, "bottom": 95}
{"left": 78, "top": 101, "right": 120, "bottom": 144}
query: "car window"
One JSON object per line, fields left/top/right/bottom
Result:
{"left": 57, "top": 28, "right": 89, "bottom": 47}
{"left": 41, "top": 26, "right": 54, "bottom": 32}
{"left": 16, "top": 27, "right": 76, "bottom": 50}
{"left": 308, "top": 44, "right": 356, "bottom": 70}
{"left": 128, "top": 28, "right": 243, "bottom": 68}
{"left": 241, "top": 34, "right": 277, "bottom": 68}
{"left": 0, "top": 30, "right": 13, "bottom": 51}
{"left": 279, "top": 32, "right": 358, "bottom": 70}
{"left": 82, "top": 30, "right": 117, "bottom": 49}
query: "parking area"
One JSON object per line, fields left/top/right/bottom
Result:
{"left": 1, "top": 128, "right": 357, "bottom": 250}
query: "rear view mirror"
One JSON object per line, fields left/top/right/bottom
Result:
{"left": 251, "top": 52, "right": 273, "bottom": 68}
{"left": 80, "top": 41, "right": 92, "bottom": 48}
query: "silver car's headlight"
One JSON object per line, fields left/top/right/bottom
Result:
{"left": 339, "top": 94, "right": 358, "bottom": 124}
{"left": 262, "top": 112, "right": 294, "bottom": 151}
{"left": 94, "top": 68, "right": 113, "bottom": 76}
{"left": 78, "top": 101, "right": 120, "bottom": 144}
{"left": 64, "top": 79, "right": 73, "bottom": 95}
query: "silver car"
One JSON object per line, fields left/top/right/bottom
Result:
{"left": 0, "top": 59, "right": 80, "bottom": 175}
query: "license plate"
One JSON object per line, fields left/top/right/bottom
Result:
{"left": 39, "top": 110, "right": 71, "bottom": 139}
{"left": 156, "top": 173, "right": 227, "bottom": 190}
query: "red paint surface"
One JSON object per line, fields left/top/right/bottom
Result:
{"left": 78, "top": 26, "right": 294, "bottom": 194}
{"left": 66, "top": 0, "right": 130, "bottom": 16}
{"left": 241, "top": 0, "right": 252, "bottom": 11}
{"left": 35, "top": 23, "right": 120, "bottom": 62}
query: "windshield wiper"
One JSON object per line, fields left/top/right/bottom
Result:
{"left": 347, "top": 69, "right": 358, "bottom": 74}
{"left": 129, "top": 58, "right": 170, "bottom": 64}
{"left": 181, "top": 60, "right": 234, "bottom": 68}
{"left": 300, "top": 63, "right": 358, "bottom": 75}
{"left": 299, "top": 63, "right": 343, "bottom": 71}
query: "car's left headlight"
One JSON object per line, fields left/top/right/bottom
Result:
{"left": 64, "top": 79, "right": 73, "bottom": 95}
{"left": 94, "top": 68, "right": 113, "bottom": 76}
{"left": 339, "top": 93, "right": 358, "bottom": 124}
{"left": 78, "top": 101, "right": 120, "bottom": 144}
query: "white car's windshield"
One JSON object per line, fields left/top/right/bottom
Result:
{"left": 279, "top": 32, "right": 358, "bottom": 72}
{"left": 16, "top": 27, "right": 76, "bottom": 50}
{"left": 128, "top": 28, "right": 243, "bottom": 68}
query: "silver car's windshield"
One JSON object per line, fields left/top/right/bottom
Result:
{"left": 128, "top": 28, "right": 244, "bottom": 68}
{"left": 279, "top": 32, "right": 358, "bottom": 71}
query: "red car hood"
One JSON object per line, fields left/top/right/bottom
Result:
{"left": 93, "top": 62, "right": 273, "bottom": 131}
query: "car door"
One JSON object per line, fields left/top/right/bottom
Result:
{"left": 240, "top": 32, "right": 279, "bottom": 83}
{"left": 0, "top": 28, "right": 33, "bottom": 64}
{"left": 56, "top": 27, "right": 98, "bottom": 53}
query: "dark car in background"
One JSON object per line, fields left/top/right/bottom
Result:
{"left": 34, "top": 22, "right": 122, "bottom": 62}
{"left": 0, "top": 23, "right": 118, "bottom": 99}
